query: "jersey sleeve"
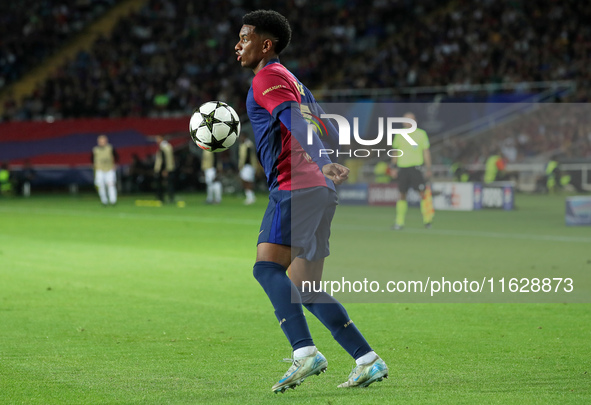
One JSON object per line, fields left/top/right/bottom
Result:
{"left": 252, "top": 70, "right": 299, "bottom": 118}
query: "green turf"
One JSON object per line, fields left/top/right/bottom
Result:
{"left": 0, "top": 192, "right": 589, "bottom": 404}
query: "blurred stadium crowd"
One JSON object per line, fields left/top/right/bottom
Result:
{"left": 0, "top": 0, "right": 116, "bottom": 90}
{"left": 1, "top": 0, "right": 590, "bottom": 177}
{"left": 436, "top": 104, "right": 591, "bottom": 165}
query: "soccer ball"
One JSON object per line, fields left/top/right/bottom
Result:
{"left": 189, "top": 101, "right": 240, "bottom": 152}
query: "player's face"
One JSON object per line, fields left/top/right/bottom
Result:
{"left": 235, "top": 25, "right": 264, "bottom": 70}
{"left": 97, "top": 136, "right": 107, "bottom": 146}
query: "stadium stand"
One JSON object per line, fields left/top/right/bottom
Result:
{"left": 3, "top": 0, "right": 590, "bottom": 122}
{"left": 0, "top": 0, "right": 116, "bottom": 90}
{"left": 1, "top": 0, "right": 446, "bottom": 121}
{"left": 329, "top": 0, "right": 591, "bottom": 91}
{"left": 435, "top": 103, "right": 591, "bottom": 165}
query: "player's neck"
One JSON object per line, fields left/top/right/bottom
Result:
{"left": 253, "top": 55, "right": 279, "bottom": 75}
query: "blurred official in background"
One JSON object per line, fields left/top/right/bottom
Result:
{"left": 92, "top": 134, "right": 118, "bottom": 206}
{"left": 154, "top": 135, "right": 176, "bottom": 203}
{"left": 390, "top": 112, "right": 433, "bottom": 229}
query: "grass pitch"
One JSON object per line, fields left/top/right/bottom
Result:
{"left": 0, "top": 192, "right": 589, "bottom": 404}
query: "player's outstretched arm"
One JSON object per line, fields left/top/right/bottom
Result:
{"left": 322, "top": 163, "right": 349, "bottom": 185}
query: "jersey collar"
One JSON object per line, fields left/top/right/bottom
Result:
{"left": 265, "top": 58, "right": 280, "bottom": 67}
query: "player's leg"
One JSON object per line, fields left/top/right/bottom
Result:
{"left": 255, "top": 190, "right": 326, "bottom": 392}
{"left": 166, "top": 171, "right": 175, "bottom": 202}
{"left": 240, "top": 167, "right": 248, "bottom": 201}
{"left": 23, "top": 181, "right": 31, "bottom": 197}
{"left": 243, "top": 180, "right": 256, "bottom": 204}
{"left": 241, "top": 165, "right": 256, "bottom": 204}
{"left": 241, "top": 178, "right": 248, "bottom": 201}
{"left": 395, "top": 193, "right": 407, "bottom": 229}
{"left": 255, "top": 244, "right": 326, "bottom": 393}
{"left": 291, "top": 259, "right": 388, "bottom": 388}
{"left": 290, "top": 258, "right": 375, "bottom": 359}
{"left": 212, "top": 181, "right": 222, "bottom": 203}
{"left": 256, "top": 242, "right": 311, "bottom": 349}
{"left": 155, "top": 173, "right": 164, "bottom": 202}
{"left": 394, "top": 168, "right": 409, "bottom": 229}
{"left": 204, "top": 168, "right": 215, "bottom": 203}
{"left": 106, "top": 169, "right": 117, "bottom": 205}
{"left": 289, "top": 195, "right": 373, "bottom": 360}
{"left": 95, "top": 170, "right": 108, "bottom": 205}
{"left": 245, "top": 181, "right": 256, "bottom": 204}
{"left": 289, "top": 190, "right": 388, "bottom": 388}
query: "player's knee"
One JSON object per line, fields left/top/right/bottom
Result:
{"left": 299, "top": 289, "right": 320, "bottom": 305}
{"left": 298, "top": 288, "right": 336, "bottom": 305}
{"left": 252, "top": 263, "right": 263, "bottom": 281}
{"left": 252, "top": 261, "right": 286, "bottom": 283}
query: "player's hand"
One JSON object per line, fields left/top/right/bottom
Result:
{"left": 162, "top": 170, "right": 168, "bottom": 178}
{"left": 322, "top": 163, "right": 349, "bottom": 185}
{"left": 390, "top": 168, "right": 398, "bottom": 179}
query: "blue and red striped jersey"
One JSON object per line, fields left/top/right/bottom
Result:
{"left": 246, "top": 59, "right": 335, "bottom": 191}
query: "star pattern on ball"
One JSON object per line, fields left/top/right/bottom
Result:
{"left": 202, "top": 133, "right": 227, "bottom": 151}
{"left": 199, "top": 109, "right": 223, "bottom": 133}
{"left": 225, "top": 111, "right": 240, "bottom": 136}
{"left": 190, "top": 101, "right": 240, "bottom": 153}
{"left": 189, "top": 128, "right": 198, "bottom": 142}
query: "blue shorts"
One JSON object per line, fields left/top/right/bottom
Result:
{"left": 258, "top": 186, "right": 338, "bottom": 261}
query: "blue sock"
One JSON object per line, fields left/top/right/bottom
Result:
{"left": 253, "top": 261, "right": 314, "bottom": 351}
{"left": 300, "top": 289, "right": 372, "bottom": 360}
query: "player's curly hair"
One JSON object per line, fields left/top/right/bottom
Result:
{"left": 243, "top": 10, "right": 291, "bottom": 54}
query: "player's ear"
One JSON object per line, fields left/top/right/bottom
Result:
{"left": 262, "top": 38, "right": 274, "bottom": 54}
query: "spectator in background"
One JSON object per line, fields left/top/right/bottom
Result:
{"left": 238, "top": 133, "right": 257, "bottom": 205}
{"left": 0, "top": 162, "right": 12, "bottom": 196}
{"left": 154, "top": 135, "right": 175, "bottom": 203}
{"left": 4, "top": 0, "right": 591, "bottom": 128}
{"left": 0, "top": 0, "right": 116, "bottom": 91}
{"left": 92, "top": 134, "right": 118, "bottom": 206}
